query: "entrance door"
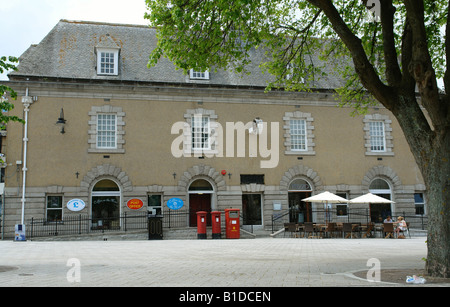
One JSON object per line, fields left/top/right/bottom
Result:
{"left": 242, "top": 194, "right": 262, "bottom": 225}
{"left": 288, "top": 178, "right": 313, "bottom": 223}
{"left": 189, "top": 194, "right": 211, "bottom": 227}
{"left": 92, "top": 196, "right": 120, "bottom": 229}
{"left": 91, "top": 179, "right": 121, "bottom": 230}
{"left": 288, "top": 192, "right": 312, "bottom": 223}
{"left": 369, "top": 179, "right": 392, "bottom": 223}
{"left": 369, "top": 194, "right": 392, "bottom": 223}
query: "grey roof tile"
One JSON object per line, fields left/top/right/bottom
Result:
{"left": 10, "top": 19, "right": 344, "bottom": 89}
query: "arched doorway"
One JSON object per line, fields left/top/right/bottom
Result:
{"left": 369, "top": 178, "right": 392, "bottom": 223}
{"left": 188, "top": 179, "right": 213, "bottom": 227}
{"left": 91, "top": 179, "right": 121, "bottom": 230}
{"left": 288, "top": 178, "right": 313, "bottom": 223}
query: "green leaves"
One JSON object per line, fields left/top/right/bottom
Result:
{"left": 145, "top": 0, "right": 447, "bottom": 109}
{"left": 1, "top": 56, "right": 25, "bottom": 127}
{"left": 146, "top": 0, "right": 273, "bottom": 73}
{"left": 1, "top": 56, "right": 19, "bottom": 99}
{"left": 0, "top": 56, "right": 18, "bottom": 74}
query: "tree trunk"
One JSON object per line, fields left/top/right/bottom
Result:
{"left": 309, "top": 0, "right": 450, "bottom": 277}
{"left": 394, "top": 99, "right": 450, "bottom": 277}
{"left": 389, "top": 92, "right": 450, "bottom": 278}
{"left": 423, "top": 134, "right": 450, "bottom": 278}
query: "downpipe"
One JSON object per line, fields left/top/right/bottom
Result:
{"left": 21, "top": 88, "right": 33, "bottom": 225}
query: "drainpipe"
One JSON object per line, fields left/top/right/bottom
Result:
{"left": 21, "top": 88, "right": 33, "bottom": 225}
{"left": 1, "top": 185, "right": 4, "bottom": 240}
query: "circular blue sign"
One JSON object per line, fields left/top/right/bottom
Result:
{"left": 167, "top": 198, "right": 184, "bottom": 210}
{"left": 67, "top": 199, "right": 86, "bottom": 212}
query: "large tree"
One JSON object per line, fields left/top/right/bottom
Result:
{"left": 145, "top": 0, "right": 450, "bottom": 277}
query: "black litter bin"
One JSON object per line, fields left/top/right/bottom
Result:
{"left": 148, "top": 215, "right": 163, "bottom": 240}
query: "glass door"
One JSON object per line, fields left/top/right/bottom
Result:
{"left": 91, "top": 179, "right": 121, "bottom": 230}
{"left": 288, "top": 179, "right": 313, "bottom": 223}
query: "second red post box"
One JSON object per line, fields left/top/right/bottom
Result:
{"left": 224, "top": 208, "right": 240, "bottom": 239}
{"left": 196, "top": 211, "right": 207, "bottom": 239}
{"left": 211, "top": 211, "right": 221, "bottom": 239}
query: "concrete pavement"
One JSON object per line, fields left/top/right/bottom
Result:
{"left": 0, "top": 237, "right": 438, "bottom": 288}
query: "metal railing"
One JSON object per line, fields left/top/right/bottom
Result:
{"left": 26, "top": 209, "right": 215, "bottom": 239}
{"left": 25, "top": 208, "right": 248, "bottom": 239}
{"left": 27, "top": 212, "right": 148, "bottom": 239}
{"left": 162, "top": 208, "right": 201, "bottom": 228}
{"left": 163, "top": 208, "right": 252, "bottom": 233}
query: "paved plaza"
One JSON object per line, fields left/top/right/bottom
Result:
{"left": 1, "top": 237, "right": 443, "bottom": 289}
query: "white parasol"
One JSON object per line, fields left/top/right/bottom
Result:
{"left": 349, "top": 192, "right": 395, "bottom": 204}
{"left": 302, "top": 191, "right": 349, "bottom": 223}
{"left": 302, "top": 191, "right": 349, "bottom": 203}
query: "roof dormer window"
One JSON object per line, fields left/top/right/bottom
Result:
{"left": 97, "top": 48, "right": 119, "bottom": 76}
{"left": 189, "top": 69, "right": 209, "bottom": 80}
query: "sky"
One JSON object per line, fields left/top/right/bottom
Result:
{"left": 0, "top": 0, "right": 445, "bottom": 89}
{"left": 0, "top": 0, "right": 149, "bottom": 80}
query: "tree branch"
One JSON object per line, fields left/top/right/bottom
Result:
{"left": 404, "top": 0, "right": 445, "bottom": 129}
{"left": 379, "top": 0, "right": 402, "bottom": 86}
{"left": 307, "top": 0, "right": 395, "bottom": 107}
{"left": 400, "top": 16, "right": 416, "bottom": 92}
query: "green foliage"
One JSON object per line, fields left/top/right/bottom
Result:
{"left": 1, "top": 56, "right": 25, "bottom": 128}
{"left": 1, "top": 56, "right": 19, "bottom": 99}
{"left": 145, "top": 0, "right": 447, "bottom": 114}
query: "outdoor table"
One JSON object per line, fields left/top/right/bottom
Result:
{"left": 374, "top": 223, "right": 384, "bottom": 237}
{"left": 316, "top": 224, "right": 326, "bottom": 237}
{"left": 347, "top": 223, "right": 361, "bottom": 238}
{"left": 314, "top": 224, "right": 326, "bottom": 230}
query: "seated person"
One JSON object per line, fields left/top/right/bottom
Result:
{"left": 383, "top": 216, "right": 393, "bottom": 223}
{"left": 394, "top": 216, "right": 407, "bottom": 237}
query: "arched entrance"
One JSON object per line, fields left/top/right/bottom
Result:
{"left": 91, "top": 179, "right": 121, "bottom": 230}
{"left": 369, "top": 178, "right": 392, "bottom": 223}
{"left": 288, "top": 178, "right": 313, "bottom": 223}
{"left": 188, "top": 179, "right": 213, "bottom": 227}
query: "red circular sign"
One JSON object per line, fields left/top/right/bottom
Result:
{"left": 127, "top": 198, "right": 144, "bottom": 210}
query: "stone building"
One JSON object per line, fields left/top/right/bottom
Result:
{"left": 0, "top": 20, "right": 427, "bottom": 239}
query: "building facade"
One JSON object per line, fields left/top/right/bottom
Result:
{"left": 1, "top": 20, "right": 427, "bottom": 239}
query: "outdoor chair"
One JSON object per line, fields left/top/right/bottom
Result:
{"left": 362, "top": 222, "right": 375, "bottom": 238}
{"left": 288, "top": 223, "right": 299, "bottom": 238}
{"left": 343, "top": 223, "right": 356, "bottom": 238}
{"left": 405, "top": 222, "right": 411, "bottom": 238}
{"left": 284, "top": 223, "right": 297, "bottom": 238}
{"left": 398, "top": 222, "right": 411, "bottom": 239}
{"left": 304, "top": 222, "right": 316, "bottom": 238}
{"left": 383, "top": 223, "right": 395, "bottom": 238}
{"left": 352, "top": 222, "right": 362, "bottom": 238}
{"left": 296, "top": 223, "right": 305, "bottom": 238}
{"left": 324, "top": 222, "right": 340, "bottom": 238}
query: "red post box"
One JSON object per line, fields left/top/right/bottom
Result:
{"left": 196, "top": 211, "right": 207, "bottom": 239}
{"left": 211, "top": 211, "right": 221, "bottom": 239}
{"left": 224, "top": 208, "right": 240, "bottom": 239}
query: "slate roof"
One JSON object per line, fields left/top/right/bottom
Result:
{"left": 10, "top": 19, "right": 343, "bottom": 89}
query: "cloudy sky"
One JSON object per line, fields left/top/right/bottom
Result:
{"left": 0, "top": 0, "right": 149, "bottom": 80}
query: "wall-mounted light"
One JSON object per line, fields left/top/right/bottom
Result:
{"left": 56, "top": 108, "right": 66, "bottom": 134}
{"left": 249, "top": 117, "right": 263, "bottom": 135}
